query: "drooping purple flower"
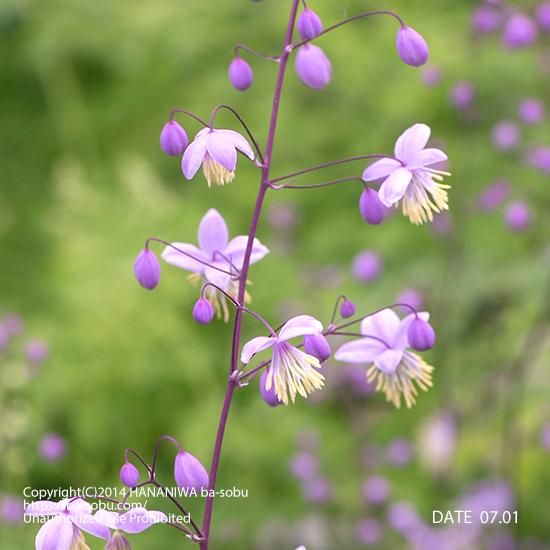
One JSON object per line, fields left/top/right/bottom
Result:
{"left": 478, "top": 180, "right": 510, "bottom": 210}
{"left": 471, "top": 6, "right": 503, "bottom": 33}
{"left": 362, "top": 476, "right": 389, "bottom": 505}
{"left": 174, "top": 450, "right": 209, "bottom": 490}
{"left": 355, "top": 518, "right": 382, "bottom": 544}
{"left": 25, "top": 339, "right": 48, "bottom": 365}
{"left": 95, "top": 507, "right": 167, "bottom": 534}
{"left": 334, "top": 309, "right": 434, "bottom": 408}
{"left": 504, "top": 201, "right": 531, "bottom": 231}
{"left": 536, "top": 2, "right": 550, "bottom": 31}
{"left": 294, "top": 44, "right": 332, "bottom": 89}
{"left": 302, "top": 333, "right": 331, "bottom": 362}
{"left": 192, "top": 298, "right": 214, "bottom": 325}
{"left": 25, "top": 498, "right": 110, "bottom": 550}
{"left": 339, "top": 299, "right": 356, "bottom": 319}
{"left": 526, "top": 145, "right": 550, "bottom": 173}
{"left": 359, "top": 188, "right": 385, "bottom": 225}
{"left": 407, "top": 317, "right": 436, "bottom": 351}
{"left": 241, "top": 315, "right": 325, "bottom": 405}
{"left": 181, "top": 128, "right": 254, "bottom": 186}
{"left": 39, "top": 433, "right": 66, "bottom": 463}
{"left": 396, "top": 26, "right": 429, "bottom": 67}
{"left": 387, "top": 438, "right": 413, "bottom": 466}
{"left": 160, "top": 121, "right": 188, "bottom": 156}
{"left": 449, "top": 81, "right": 475, "bottom": 111}
{"left": 228, "top": 58, "right": 253, "bottom": 91}
{"left": 420, "top": 66, "right": 441, "bottom": 87}
{"left": 518, "top": 98, "right": 544, "bottom": 124}
{"left": 352, "top": 251, "right": 381, "bottom": 283}
{"left": 362, "top": 124, "right": 450, "bottom": 224}
{"left": 119, "top": 462, "right": 140, "bottom": 487}
{"left": 296, "top": 8, "right": 323, "bottom": 40}
{"left": 491, "top": 121, "right": 519, "bottom": 151}
{"left": 502, "top": 13, "right": 538, "bottom": 49}
{"left": 259, "top": 368, "right": 282, "bottom": 407}
{"left": 133, "top": 249, "right": 160, "bottom": 290}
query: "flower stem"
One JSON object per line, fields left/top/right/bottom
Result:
{"left": 199, "top": 1, "right": 300, "bottom": 548}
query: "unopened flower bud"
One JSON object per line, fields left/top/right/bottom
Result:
{"left": 303, "top": 334, "right": 331, "bottom": 362}
{"left": 294, "top": 44, "right": 332, "bottom": 89}
{"left": 174, "top": 451, "right": 209, "bottom": 490}
{"left": 296, "top": 8, "right": 323, "bottom": 40}
{"left": 340, "top": 300, "right": 356, "bottom": 319}
{"left": 160, "top": 121, "right": 188, "bottom": 157}
{"left": 407, "top": 318, "right": 435, "bottom": 351}
{"left": 396, "top": 26, "right": 429, "bottom": 67}
{"left": 119, "top": 462, "right": 140, "bottom": 488}
{"left": 106, "top": 531, "right": 131, "bottom": 550}
{"left": 359, "top": 188, "right": 384, "bottom": 225}
{"left": 192, "top": 298, "right": 214, "bottom": 325}
{"left": 228, "top": 58, "right": 253, "bottom": 91}
{"left": 133, "top": 249, "right": 160, "bottom": 290}
{"left": 259, "top": 369, "right": 281, "bottom": 407}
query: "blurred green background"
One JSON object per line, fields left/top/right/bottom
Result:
{"left": 1, "top": 0, "right": 550, "bottom": 548}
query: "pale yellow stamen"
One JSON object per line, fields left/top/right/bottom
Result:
{"left": 202, "top": 157, "right": 235, "bottom": 187}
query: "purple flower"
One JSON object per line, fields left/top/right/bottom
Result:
{"left": 228, "top": 58, "right": 253, "bottom": 91}
{"left": 334, "top": 309, "right": 434, "bottom": 408}
{"left": 419, "top": 410, "right": 457, "bottom": 473}
{"left": 407, "top": 317, "right": 436, "bottom": 351}
{"left": 160, "top": 121, "right": 188, "bottom": 156}
{"left": 491, "top": 121, "right": 519, "bottom": 151}
{"left": 504, "top": 201, "right": 531, "bottom": 231}
{"left": 192, "top": 298, "right": 214, "bottom": 325}
{"left": 181, "top": 127, "right": 254, "bottom": 186}
{"left": 289, "top": 451, "right": 318, "bottom": 480}
{"left": 296, "top": 8, "right": 323, "bottom": 40}
{"left": 478, "top": 180, "right": 509, "bottom": 210}
{"left": 536, "top": 2, "right": 550, "bottom": 31}
{"left": 395, "top": 288, "right": 423, "bottom": 311}
{"left": 352, "top": 251, "right": 381, "bottom": 283}
{"left": 25, "top": 340, "right": 48, "bottom": 364}
{"left": 386, "top": 501, "right": 421, "bottom": 533}
{"left": 259, "top": 369, "right": 282, "bottom": 407}
{"left": 362, "top": 124, "right": 450, "bottom": 225}
{"left": 502, "top": 13, "right": 538, "bottom": 49}
{"left": 119, "top": 462, "right": 140, "bottom": 487}
{"left": 449, "top": 81, "right": 475, "bottom": 110}
{"left": 527, "top": 145, "right": 550, "bottom": 173}
{"left": 0, "top": 496, "right": 23, "bottom": 524}
{"left": 518, "top": 98, "right": 544, "bottom": 124}
{"left": 133, "top": 249, "right": 160, "bottom": 290}
{"left": 420, "top": 66, "right": 441, "bottom": 87}
{"left": 301, "top": 476, "right": 331, "bottom": 503}
{"left": 294, "top": 44, "right": 332, "bottom": 89}
{"left": 241, "top": 315, "right": 325, "bottom": 405}
{"left": 174, "top": 450, "right": 209, "bottom": 490}
{"left": 359, "top": 188, "right": 385, "bottom": 225}
{"left": 471, "top": 6, "right": 503, "bottom": 34}
{"left": 387, "top": 438, "right": 413, "bottom": 466}
{"left": 39, "top": 433, "right": 66, "bottom": 463}
{"left": 362, "top": 476, "right": 389, "bottom": 505}
{"left": 339, "top": 300, "right": 356, "bottom": 319}
{"left": 431, "top": 212, "right": 453, "bottom": 236}
{"left": 395, "top": 26, "right": 429, "bottom": 67}
{"left": 355, "top": 518, "right": 382, "bottom": 544}
{"left": 25, "top": 498, "right": 110, "bottom": 550}
{"left": 302, "top": 333, "right": 331, "bottom": 362}
{"left": 94, "top": 507, "right": 167, "bottom": 534}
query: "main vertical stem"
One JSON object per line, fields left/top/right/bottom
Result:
{"left": 199, "top": 2, "right": 300, "bottom": 548}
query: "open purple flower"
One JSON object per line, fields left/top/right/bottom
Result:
{"left": 162, "top": 209, "right": 269, "bottom": 319}
{"left": 241, "top": 315, "right": 325, "bottom": 405}
{"left": 334, "top": 309, "right": 434, "bottom": 408}
{"left": 94, "top": 507, "right": 167, "bottom": 535}
{"left": 181, "top": 127, "right": 254, "bottom": 187}
{"left": 362, "top": 123, "right": 450, "bottom": 225}
{"left": 25, "top": 498, "right": 110, "bottom": 550}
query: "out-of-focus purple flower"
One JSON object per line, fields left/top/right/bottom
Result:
{"left": 0, "top": 496, "right": 23, "bottom": 524}
{"left": 491, "top": 121, "right": 519, "bottom": 151}
{"left": 355, "top": 518, "right": 382, "bottom": 544}
{"left": 471, "top": 6, "right": 503, "bottom": 33}
{"left": 502, "top": 13, "right": 538, "bottom": 49}
{"left": 301, "top": 477, "right": 331, "bottom": 503}
{"left": 387, "top": 501, "right": 422, "bottom": 533}
{"left": 294, "top": 44, "right": 332, "bottom": 89}
{"left": 352, "top": 251, "right": 381, "bottom": 283}
{"left": 478, "top": 180, "right": 510, "bottom": 210}
{"left": 395, "top": 288, "right": 423, "bottom": 312}
{"left": 420, "top": 66, "right": 441, "bottom": 87}
{"left": 259, "top": 369, "right": 282, "bottom": 407}
{"left": 526, "top": 145, "right": 550, "bottom": 173}
{"left": 302, "top": 334, "right": 331, "bottom": 362}
{"left": 4, "top": 314, "right": 23, "bottom": 337}
{"left": 339, "top": 300, "right": 356, "bottom": 319}
{"left": 504, "top": 201, "right": 531, "bottom": 231}
{"left": 160, "top": 121, "right": 188, "bottom": 156}
{"left": 540, "top": 423, "right": 550, "bottom": 450}
{"left": 174, "top": 450, "right": 209, "bottom": 490}
{"left": 518, "top": 98, "right": 544, "bottom": 124}
{"left": 39, "top": 433, "right": 66, "bottom": 463}
{"left": 266, "top": 202, "right": 298, "bottom": 230}
{"left": 336, "top": 365, "right": 375, "bottom": 396}
{"left": 536, "top": 2, "right": 550, "bottom": 31}
{"left": 192, "top": 298, "right": 214, "bottom": 325}
{"left": 362, "top": 123, "right": 450, "bottom": 225}
{"left": 359, "top": 188, "right": 385, "bottom": 225}
{"left": 25, "top": 339, "right": 48, "bottom": 365}
{"left": 431, "top": 212, "right": 453, "bottom": 236}
{"left": 0, "top": 325, "right": 9, "bottom": 351}
{"left": 419, "top": 411, "right": 457, "bottom": 474}
{"left": 289, "top": 451, "right": 318, "bottom": 480}
{"left": 228, "top": 58, "right": 253, "bottom": 91}
{"left": 362, "top": 476, "right": 389, "bottom": 505}
{"left": 181, "top": 128, "right": 255, "bottom": 186}
{"left": 459, "top": 481, "right": 514, "bottom": 524}
{"left": 133, "top": 249, "right": 160, "bottom": 290}
{"left": 95, "top": 507, "right": 167, "bottom": 534}
{"left": 486, "top": 531, "right": 516, "bottom": 550}
{"left": 387, "top": 438, "right": 413, "bottom": 466}
{"left": 119, "top": 462, "right": 140, "bottom": 487}
{"left": 396, "top": 26, "right": 429, "bottom": 67}
{"left": 408, "top": 317, "right": 436, "bottom": 351}
{"left": 449, "top": 81, "right": 475, "bottom": 111}
{"left": 296, "top": 8, "right": 323, "bottom": 40}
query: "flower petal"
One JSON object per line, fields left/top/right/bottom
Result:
{"left": 334, "top": 338, "right": 387, "bottom": 364}
{"left": 71, "top": 514, "right": 110, "bottom": 541}
{"left": 25, "top": 500, "right": 65, "bottom": 517}
{"left": 35, "top": 516, "right": 74, "bottom": 550}
{"left": 217, "top": 129, "right": 255, "bottom": 160}
{"left": 224, "top": 236, "right": 270, "bottom": 268}
{"left": 278, "top": 315, "right": 323, "bottom": 341}
{"left": 66, "top": 498, "right": 92, "bottom": 516}
{"left": 116, "top": 508, "right": 168, "bottom": 534}
{"left": 361, "top": 309, "right": 401, "bottom": 344}
{"left": 93, "top": 510, "right": 119, "bottom": 530}
{"left": 241, "top": 336, "right": 276, "bottom": 364}
{"left": 198, "top": 208, "right": 229, "bottom": 256}
{"left": 361, "top": 158, "right": 402, "bottom": 182}
{"left": 203, "top": 263, "right": 231, "bottom": 289}
{"left": 393, "top": 312, "right": 430, "bottom": 349}
{"left": 181, "top": 135, "right": 207, "bottom": 179}
{"left": 407, "top": 148, "right": 448, "bottom": 170}
{"left": 378, "top": 168, "right": 412, "bottom": 207}
{"left": 205, "top": 132, "right": 238, "bottom": 172}
{"left": 374, "top": 349, "right": 404, "bottom": 374}
{"left": 161, "top": 242, "right": 209, "bottom": 273}
{"left": 394, "top": 123, "right": 431, "bottom": 163}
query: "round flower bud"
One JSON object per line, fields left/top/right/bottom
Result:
{"left": 174, "top": 450, "right": 209, "bottom": 490}
{"left": 296, "top": 8, "right": 323, "bottom": 40}
{"left": 228, "top": 58, "right": 253, "bottom": 91}
{"left": 259, "top": 369, "right": 281, "bottom": 407}
{"left": 407, "top": 318, "right": 436, "bottom": 351}
{"left": 396, "top": 26, "right": 429, "bottom": 67}
{"left": 294, "top": 44, "right": 332, "bottom": 89}
{"left": 133, "top": 249, "right": 160, "bottom": 290}
{"left": 303, "top": 334, "right": 331, "bottom": 363}
{"left": 340, "top": 300, "right": 356, "bottom": 319}
{"left": 160, "top": 121, "right": 188, "bottom": 157}
{"left": 359, "top": 188, "right": 384, "bottom": 225}
{"left": 502, "top": 14, "right": 538, "bottom": 50}
{"left": 192, "top": 298, "right": 214, "bottom": 325}
{"left": 119, "top": 462, "right": 140, "bottom": 488}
